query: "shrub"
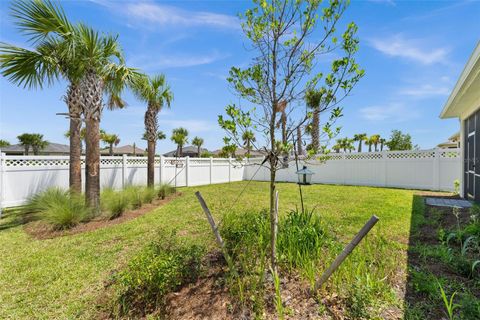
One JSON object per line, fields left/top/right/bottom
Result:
{"left": 124, "top": 186, "right": 143, "bottom": 209}
{"left": 26, "top": 188, "right": 90, "bottom": 230}
{"left": 157, "top": 183, "right": 175, "bottom": 200}
{"left": 112, "top": 232, "right": 205, "bottom": 316}
{"left": 142, "top": 187, "right": 157, "bottom": 204}
{"left": 101, "top": 188, "right": 130, "bottom": 220}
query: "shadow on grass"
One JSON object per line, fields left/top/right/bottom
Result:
{"left": 0, "top": 207, "right": 35, "bottom": 231}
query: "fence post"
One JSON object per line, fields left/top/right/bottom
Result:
{"left": 210, "top": 157, "right": 213, "bottom": 184}
{"left": 342, "top": 152, "right": 346, "bottom": 185}
{"left": 382, "top": 151, "right": 388, "bottom": 187}
{"left": 433, "top": 148, "right": 440, "bottom": 190}
{"left": 0, "top": 152, "right": 5, "bottom": 217}
{"left": 159, "top": 155, "right": 164, "bottom": 185}
{"left": 228, "top": 157, "right": 232, "bottom": 183}
{"left": 185, "top": 156, "right": 190, "bottom": 187}
{"left": 122, "top": 154, "right": 127, "bottom": 189}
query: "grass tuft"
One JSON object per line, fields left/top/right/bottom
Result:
{"left": 101, "top": 188, "right": 130, "bottom": 220}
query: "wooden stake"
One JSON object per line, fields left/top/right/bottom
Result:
{"left": 313, "top": 215, "right": 379, "bottom": 293}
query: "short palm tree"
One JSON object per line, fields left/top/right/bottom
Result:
{"left": 30, "top": 133, "right": 48, "bottom": 155}
{"left": 132, "top": 74, "right": 173, "bottom": 187}
{"left": 171, "top": 128, "right": 188, "bottom": 157}
{"left": 379, "top": 138, "right": 386, "bottom": 151}
{"left": 305, "top": 89, "right": 323, "bottom": 153}
{"left": 366, "top": 137, "right": 374, "bottom": 152}
{"left": 370, "top": 134, "right": 381, "bottom": 152}
{"left": 242, "top": 130, "right": 256, "bottom": 158}
{"left": 101, "top": 132, "right": 120, "bottom": 156}
{"left": 17, "top": 133, "right": 35, "bottom": 155}
{"left": 353, "top": 133, "right": 367, "bottom": 152}
{"left": 191, "top": 136, "right": 204, "bottom": 157}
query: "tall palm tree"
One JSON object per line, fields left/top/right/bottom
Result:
{"left": 242, "top": 130, "right": 256, "bottom": 158}
{"left": 132, "top": 74, "right": 173, "bottom": 187}
{"left": 192, "top": 136, "right": 204, "bottom": 157}
{"left": 101, "top": 132, "right": 120, "bottom": 156}
{"left": 17, "top": 133, "right": 35, "bottom": 155}
{"left": 30, "top": 133, "right": 48, "bottom": 155}
{"left": 171, "top": 128, "right": 189, "bottom": 157}
{"left": 379, "top": 138, "right": 386, "bottom": 151}
{"left": 142, "top": 130, "right": 166, "bottom": 142}
{"left": 370, "top": 134, "right": 381, "bottom": 152}
{"left": 353, "top": 133, "right": 367, "bottom": 152}
{"left": 305, "top": 89, "right": 323, "bottom": 153}
{"left": 0, "top": 0, "right": 84, "bottom": 192}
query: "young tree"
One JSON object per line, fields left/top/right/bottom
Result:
{"left": 133, "top": 74, "right": 173, "bottom": 187}
{"left": 192, "top": 136, "right": 204, "bottom": 157}
{"left": 386, "top": 130, "right": 414, "bottom": 151}
{"left": 101, "top": 132, "right": 120, "bottom": 156}
{"left": 242, "top": 130, "right": 256, "bottom": 158}
{"left": 353, "top": 133, "right": 367, "bottom": 152}
{"left": 0, "top": 140, "right": 10, "bottom": 148}
{"left": 171, "top": 127, "right": 189, "bottom": 157}
{"left": 17, "top": 133, "right": 34, "bottom": 155}
{"left": 218, "top": 0, "right": 364, "bottom": 270}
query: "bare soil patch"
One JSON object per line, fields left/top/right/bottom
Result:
{"left": 24, "top": 193, "right": 182, "bottom": 240}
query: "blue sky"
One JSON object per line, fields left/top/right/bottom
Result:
{"left": 1, "top": 0, "right": 479, "bottom": 153}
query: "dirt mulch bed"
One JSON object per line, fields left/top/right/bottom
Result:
{"left": 23, "top": 193, "right": 182, "bottom": 240}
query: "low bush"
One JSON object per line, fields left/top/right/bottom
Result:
{"left": 142, "top": 187, "right": 157, "bottom": 204}
{"left": 26, "top": 188, "right": 90, "bottom": 230}
{"left": 101, "top": 188, "right": 130, "bottom": 220}
{"left": 111, "top": 231, "right": 205, "bottom": 317}
{"left": 124, "top": 186, "right": 144, "bottom": 209}
{"left": 157, "top": 183, "right": 176, "bottom": 200}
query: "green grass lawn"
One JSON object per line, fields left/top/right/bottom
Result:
{"left": 0, "top": 182, "right": 425, "bottom": 319}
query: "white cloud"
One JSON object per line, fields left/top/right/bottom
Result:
{"left": 360, "top": 103, "right": 420, "bottom": 122}
{"left": 369, "top": 35, "right": 449, "bottom": 65}
{"left": 128, "top": 51, "right": 228, "bottom": 69}
{"left": 399, "top": 84, "right": 451, "bottom": 98}
{"left": 91, "top": 0, "right": 239, "bottom": 30}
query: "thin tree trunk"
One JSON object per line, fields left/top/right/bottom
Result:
{"left": 368, "top": 144, "right": 372, "bottom": 152}
{"left": 24, "top": 145, "right": 29, "bottom": 155}
{"left": 85, "top": 117, "right": 100, "bottom": 212}
{"left": 147, "top": 139, "right": 155, "bottom": 187}
{"left": 297, "top": 126, "right": 303, "bottom": 155}
{"left": 357, "top": 141, "right": 362, "bottom": 153}
{"left": 197, "top": 146, "right": 201, "bottom": 157}
{"left": 311, "top": 107, "right": 320, "bottom": 152}
{"left": 270, "top": 158, "right": 277, "bottom": 272}
{"left": 109, "top": 144, "right": 113, "bottom": 156}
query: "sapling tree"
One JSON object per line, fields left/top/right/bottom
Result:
{"left": 218, "top": 0, "right": 364, "bottom": 270}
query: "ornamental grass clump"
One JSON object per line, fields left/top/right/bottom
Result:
{"left": 101, "top": 188, "right": 130, "bottom": 220}
{"left": 157, "top": 183, "right": 175, "bottom": 200}
{"left": 124, "top": 186, "right": 144, "bottom": 209}
{"left": 26, "top": 188, "right": 90, "bottom": 230}
{"left": 142, "top": 187, "right": 157, "bottom": 204}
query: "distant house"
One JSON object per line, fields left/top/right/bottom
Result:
{"left": 163, "top": 146, "right": 209, "bottom": 157}
{"left": 100, "top": 145, "right": 145, "bottom": 156}
{"left": 437, "top": 132, "right": 460, "bottom": 149}
{"left": 0, "top": 142, "right": 70, "bottom": 155}
{"left": 440, "top": 42, "right": 480, "bottom": 200}
{"left": 212, "top": 147, "right": 266, "bottom": 158}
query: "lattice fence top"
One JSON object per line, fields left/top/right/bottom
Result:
{"left": 440, "top": 150, "right": 460, "bottom": 158}
{"left": 100, "top": 158, "right": 122, "bottom": 166}
{"left": 345, "top": 153, "right": 383, "bottom": 160}
{"left": 386, "top": 150, "right": 435, "bottom": 159}
{"left": 5, "top": 158, "right": 73, "bottom": 167}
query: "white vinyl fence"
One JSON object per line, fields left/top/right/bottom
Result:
{"left": 0, "top": 148, "right": 461, "bottom": 210}
{"left": 0, "top": 154, "right": 244, "bottom": 208}
{"left": 245, "top": 148, "right": 461, "bottom": 192}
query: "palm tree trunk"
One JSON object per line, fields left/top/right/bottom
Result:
{"left": 197, "top": 146, "right": 201, "bottom": 157}
{"left": 24, "top": 145, "right": 29, "bottom": 155}
{"left": 358, "top": 141, "right": 362, "bottom": 153}
{"left": 179, "top": 144, "right": 183, "bottom": 157}
{"left": 368, "top": 144, "right": 372, "bottom": 152}
{"left": 82, "top": 70, "right": 103, "bottom": 213}
{"left": 109, "top": 144, "right": 113, "bottom": 156}
{"left": 147, "top": 139, "right": 155, "bottom": 187}
{"left": 297, "top": 126, "right": 303, "bottom": 156}
{"left": 67, "top": 83, "right": 83, "bottom": 194}
{"left": 311, "top": 107, "right": 320, "bottom": 152}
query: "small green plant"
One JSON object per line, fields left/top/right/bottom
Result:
{"left": 438, "top": 282, "right": 459, "bottom": 320}
{"left": 101, "top": 188, "right": 129, "bottom": 220}
{"left": 271, "top": 268, "right": 284, "bottom": 320}
{"left": 142, "top": 187, "right": 157, "bottom": 204}
{"left": 26, "top": 188, "right": 90, "bottom": 230}
{"left": 157, "top": 183, "right": 175, "bottom": 200}
{"left": 459, "top": 292, "right": 480, "bottom": 319}
{"left": 112, "top": 231, "right": 205, "bottom": 317}
{"left": 124, "top": 186, "right": 143, "bottom": 209}
{"left": 454, "top": 179, "right": 460, "bottom": 195}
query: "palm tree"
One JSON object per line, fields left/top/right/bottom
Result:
{"left": 0, "top": 0, "right": 84, "bottom": 193}
{"left": 142, "top": 130, "right": 166, "bottom": 142}
{"left": 65, "top": 127, "right": 87, "bottom": 152}
{"left": 17, "top": 133, "right": 35, "bottom": 155}
{"left": 353, "top": 133, "right": 367, "bottom": 152}
{"left": 366, "top": 137, "right": 374, "bottom": 152}
{"left": 370, "top": 134, "right": 381, "bottom": 152}
{"left": 305, "top": 89, "right": 323, "bottom": 153}
{"left": 30, "top": 133, "right": 48, "bottom": 155}
{"left": 242, "top": 130, "right": 256, "bottom": 158}
{"left": 379, "top": 138, "right": 386, "bottom": 151}
{"left": 101, "top": 132, "right": 120, "bottom": 156}
{"left": 192, "top": 136, "right": 204, "bottom": 157}
{"left": 332, "top": 143, "right": 341, "bottom": 153}
{"left": 132, "top": 74, "right": 173, "bottom": 187}
{"left": 0, "top": 140, "right": 10, "bottom": 148}
{"left": 296, "top": 126, "right": 303, "bottom": 156}
{"left": 171, "top": 127, "right": 189, "bottom": 157}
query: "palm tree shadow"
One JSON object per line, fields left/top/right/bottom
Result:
{"left": 0, "top": 207, "right": 37, "bottom": 231}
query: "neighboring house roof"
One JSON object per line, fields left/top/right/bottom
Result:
{"left": 437, "top": 132, "right": 461, "bottom": 149}
{"left": 0, "top": 142, "right": 70, "bottom": 154}
{"left": 440, "top": 42, "right": 480, "bottom": 119}
{"left": 449, "top": 131, "right": 460, "bottom": 142}
{"left": 163, "top": 146, "right": 209, "bottom": 157}
{"left": 101, "top": 145, "right": 145, "bottom": 155}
